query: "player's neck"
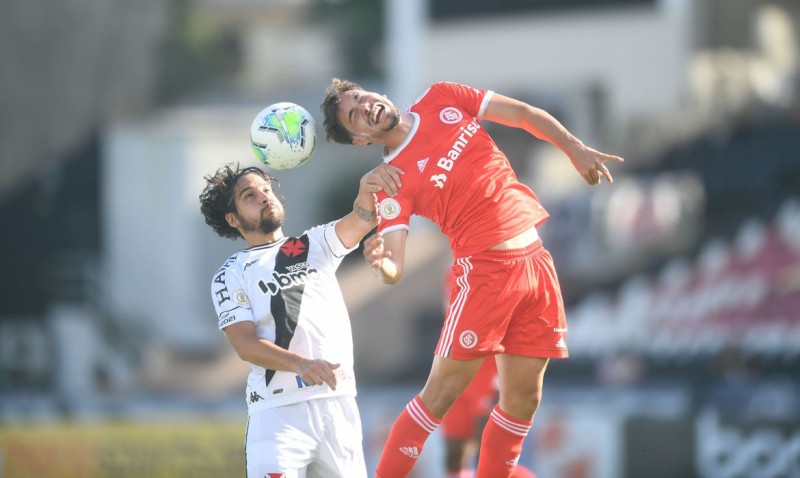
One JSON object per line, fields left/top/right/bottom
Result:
{"left": 383, "top": 112, "right": 414, "bottom": 154}
{"left": 244, "top": 229, "right": 285, "bottom": 249}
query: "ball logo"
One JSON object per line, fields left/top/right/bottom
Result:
{"left": 439, "top": 107, "right": 463, "bottom": 124}
{"left": 379, "top": 198, "right": 401, "bottom": 220}
{"left": 459, "top": 330, "right": 478, "bottom": 349}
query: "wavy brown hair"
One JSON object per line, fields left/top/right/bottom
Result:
{"left": 199, "top": 163, "right": 274, "bottom": 240}
{"left": 320, "top": 77, "right": 363, "bottom": 145}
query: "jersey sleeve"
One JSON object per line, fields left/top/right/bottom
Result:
{"left": 306, "top": 221, "right": 357, "bottom": 269}
{"left": 433, "top": 82, "right": 494, "bottom": 119}
{"left": 375, "top": 190, "right": 413, "bottom": 235}
{"left": 211, "top": 258, "right": 254, "bottom": 331}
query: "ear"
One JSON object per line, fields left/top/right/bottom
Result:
{"left": 225, "top": 211, "right": 239, "bottom": 229}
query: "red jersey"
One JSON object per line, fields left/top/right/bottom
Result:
{"left": 375, "top": 82, "right": 549, "bottom": 258}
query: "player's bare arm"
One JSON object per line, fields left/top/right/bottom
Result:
{"left": 335, "top": 163, "right": 405, "bottom": 248}
{"left": 223, "top": 320, "right": 340, "bottom": 390}
{"left": 363, "top": 229, "right": 407, "bottom": 284}
{"left": 483, "top": 93, "right": 624, "bottom": 185}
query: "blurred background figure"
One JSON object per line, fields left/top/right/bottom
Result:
{"left": 1, "top": 1, "right": 799, "bottom": 477}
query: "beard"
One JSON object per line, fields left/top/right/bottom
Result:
{"left": 382, "top": 106, "right": 401, "bottom": 132}
{"left": 237, "top": 203, "right": 285, "bottom": 236}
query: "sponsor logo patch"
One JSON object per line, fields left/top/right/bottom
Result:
{"left": 379, "top": 198, "right": 401, "bottom": 220}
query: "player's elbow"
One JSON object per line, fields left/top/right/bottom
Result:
{"left": 228, "top": 337, "right": 258, "bottom": 364}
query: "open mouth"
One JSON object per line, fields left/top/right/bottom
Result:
{"left": 371, "top": 104, "right": 385, "bottom": 125}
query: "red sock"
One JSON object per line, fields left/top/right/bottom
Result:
{"left": 476, "top": 406, "right": 532, "bottom": 478}
{"left": 375, "top": 396, "right": 440, "bottom": 478}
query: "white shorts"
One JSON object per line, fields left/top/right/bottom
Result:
{"left": 245, "top": 395, "right": 367, "bottom": 478}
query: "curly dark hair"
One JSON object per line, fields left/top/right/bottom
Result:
{"left": 320, "top": 77, "right": 363, "bottom": 145}
{"left": 199, "top": 162, "right": 274, "bottom": 240}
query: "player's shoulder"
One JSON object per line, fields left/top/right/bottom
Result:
{"left": 299, "top": 223, "right": 330, "bottom": 242}
{"left": 429, "top": 81, "right": 473, "bottom": 95}
{"left": 413, "top": 82, "right": 458, "bottom": 104}
{"left": 212, "top": 250, "right": 247, "bottom": 278}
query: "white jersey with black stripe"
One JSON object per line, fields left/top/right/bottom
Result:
{"left": 211, "top": 221, "right": 357, "bottom": 414}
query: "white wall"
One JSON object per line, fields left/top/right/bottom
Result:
{"left": 424, "top": 4, "right": 692, "bottom": 128}
{"left": 103, "top": 107, "right": 256, "bottom": 348}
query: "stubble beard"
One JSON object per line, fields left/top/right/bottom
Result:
{"left": 383, "top": 107, "right": 401, "bottom": 132}
{"left": 238, "top": 204, "right": 285, "bottom": 236}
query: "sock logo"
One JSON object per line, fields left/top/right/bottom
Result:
{"left": 399, "top": 446, "right": 420, "bottom": 459}
{"left": 506, "top": 456, "right": 520, "bottom": 466}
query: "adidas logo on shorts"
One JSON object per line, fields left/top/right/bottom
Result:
{"left": 506, "top": 456, "right": 520, "bottom": 466}
{"left": 399, "top": 446, "right": 420, "bottom": 459}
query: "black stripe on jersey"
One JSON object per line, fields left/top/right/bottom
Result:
{"left": 264, "top": 234, "right": 310, "bottom": 387}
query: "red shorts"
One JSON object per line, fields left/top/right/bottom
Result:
{"left": 435, "top": 239, "right": 568, "bottom": 360}
{"left": 442, "top": 355, "right": 497, "bottom": 439}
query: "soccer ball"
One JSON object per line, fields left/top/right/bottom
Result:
{"left": 250, "top": 102, "right": 317, "bottom": 170}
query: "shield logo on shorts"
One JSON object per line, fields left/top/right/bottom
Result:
{"left": 459, "top": 330, "right": 478, "bottom": 349}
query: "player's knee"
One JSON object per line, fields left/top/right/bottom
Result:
{"left": 501, "top": 389, "right": 542, "bottom": 420}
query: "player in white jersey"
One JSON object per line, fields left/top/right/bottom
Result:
{"left": 199, "top": 162, "right": 403, "bottom": 478}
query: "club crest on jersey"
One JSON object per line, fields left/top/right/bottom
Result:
{"left": 280, "top": 238, "right": 307, "bottom": 257}
{"left": 379, "top": 198, "right": 401, "bottom": 220}
{"left": 439, "top": 107, "right": 463, "bottom": 124}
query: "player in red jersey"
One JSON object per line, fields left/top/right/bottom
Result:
{"left": 321, "top": 79, "right": 622, "bottom": 478}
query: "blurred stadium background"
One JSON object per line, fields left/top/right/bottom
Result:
{"left": 1, "top": 0, "right": 799, "bottom": 476}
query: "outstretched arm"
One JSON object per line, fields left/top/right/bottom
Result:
{"left": 335, "top": 163, "right": 404, "bottom": 249}
{"left": 482, "top": 93, "right": 624, "bottom": 185}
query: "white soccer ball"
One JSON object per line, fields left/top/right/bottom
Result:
{"left": 250, "top": 102, "right": 317, "bottom": 170}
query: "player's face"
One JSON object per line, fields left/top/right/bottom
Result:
{"left": 337, "top": 89, "right": 401, "bottom": 143}
{"left": 231, "top": 173, "right": 285, "bottom": 235}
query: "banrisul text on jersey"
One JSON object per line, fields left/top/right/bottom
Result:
{"left": 431, "top": 119, "right": 481, "bottom": 189}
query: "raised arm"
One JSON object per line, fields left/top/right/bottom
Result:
{"left": 482, "top": 93, "right": 624, "bottom": 185}
{"left": 335, "top": 163, "right": 404, "bottom": 249}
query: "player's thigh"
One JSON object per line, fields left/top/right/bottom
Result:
{"left": 246, "top": 403, "right": 317, "bottom": 478}
{"left": 440, "top": 258, "right": 521, "bottom": 359}
{"left": 308, "top": 396, "right": 368, "bottom": 478}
